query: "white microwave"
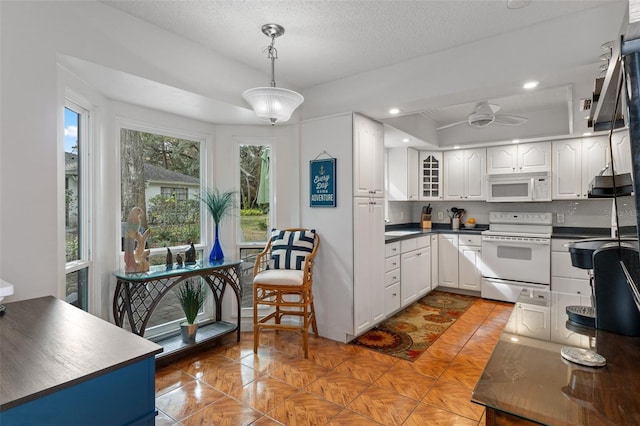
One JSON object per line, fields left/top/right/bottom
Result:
{"left": 486, "top": 172, "right": 551, "bottom": 202}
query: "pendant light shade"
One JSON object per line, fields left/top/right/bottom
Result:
{"left": 242, "top": 86, "right": 304, "bottom": 125}
{"left": 243, "top": 24, "right": 303, "bottom": 126}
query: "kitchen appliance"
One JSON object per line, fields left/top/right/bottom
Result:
{"left": 481, "top": 212, "right": 553, "bottom": 302}
{"left": 486, "top": 172, "right": 551, "bottom": 202}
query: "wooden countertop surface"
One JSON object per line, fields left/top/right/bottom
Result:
{"left": 0, "top": 296, "right": 162, "bottom": 411}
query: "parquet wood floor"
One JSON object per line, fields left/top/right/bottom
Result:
{"left": 155, "top": 296, "right": 513, "bottom": 425}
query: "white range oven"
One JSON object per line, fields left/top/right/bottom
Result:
{"left": 481, "top": 212, "right": 552, "bottom": 302}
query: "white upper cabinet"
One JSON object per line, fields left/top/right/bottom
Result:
{"left": 487, "top": 142, "right": 551, "bottom": 174}
{"left": 611, "top": 130, "right": 632, "bottom": 176}
{"left": 443, "top": 148, "right": 486, "bottom": 200}
{"left": 552, "top": 137, "right": 608, "bottom": 199}
{"left": 387, "top": 147, "right": 419, "bottom": 201}
{"left": 353, "top": 114, "right": 384, "bottom": 198}
{"left": 419, "top": 151, "right": 443, "bottom": 200}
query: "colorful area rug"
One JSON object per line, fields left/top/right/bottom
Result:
{"left": 351, "top": 290, "right": 478, "bottom": 361}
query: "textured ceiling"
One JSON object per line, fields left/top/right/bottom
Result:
{"left": 102, "top": 0, "right": 618, "bottom": 89}
{"left": 89, "top": 0, "right": 628, "bottom": 145}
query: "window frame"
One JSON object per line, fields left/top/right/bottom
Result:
{"left": 63, "top": 98, "right": 92, "bottom": 311}
{"left": 116, "top": 119, "right": 211, "bottom": 338}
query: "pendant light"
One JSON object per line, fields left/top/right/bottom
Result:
{"left": 242, "top": 24, "right": 304, "bottom": 126}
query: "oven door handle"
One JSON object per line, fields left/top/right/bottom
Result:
{"left": 482, "top": 237, "right": 550, "bottom": 246}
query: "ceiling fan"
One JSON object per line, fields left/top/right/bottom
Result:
{"left": 437, "top": 101, "right": 528, "bottom": 130}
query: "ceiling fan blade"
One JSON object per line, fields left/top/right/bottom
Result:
{"left": 437, "top": 120, "right": 467, "bottom": 130}
{"left": 475, "top": 102, "right": 500, "bottom": 115}
{"left": 493, "top": 115, "right": 528, "bottom": 126}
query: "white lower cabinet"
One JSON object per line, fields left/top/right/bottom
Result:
{"left": 430, "top": 234, "right": 439, "bottom": 290}
{"left": 438, "top": 234, "right": 459, "bottom": 288}
{"left": 438, "top": 233, "right": 482, "bottom": 291}
{"left": 400, "top": 236, "right": 431, "bottom": 307}
{"left": 354, "top": 198, "right": 385, "bottom": 335}
{"left": 551, "top": 239, "right": 591, "bottom": 295}
{"left": 384, "top": 242, "right": 401, "bottom": 316}
{"left": 459, "top": 235, "right": 482, "bottom": 291}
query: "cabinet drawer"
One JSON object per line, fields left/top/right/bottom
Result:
{"left": 459, "top": 234, "right": 481, "bottom": 246}
{"left": 552, "top": 251, "right": 590, "bottom": 279}
{"left": 401, "top": 238, "right": 418, "bottom": 253}
{"left": 416, "top": 236, "right": 430, "bottom": 249}
{"left": 385, "top": 282, "right": 401, "bottom": 316}
{"left": 552, "top": 277, "right": 591, "bottom": 295}
{"left": 385, "top": 255, "right": 400, "bottom": 272}
{"left": 385, "top": 268, "right": 400, "bottom": 287}
{"left": 386, "top": 242, "right": 400, "bottom": 257}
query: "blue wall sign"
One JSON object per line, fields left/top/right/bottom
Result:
{"left": 310, "top": 158, "right": 336, "bottom": 207}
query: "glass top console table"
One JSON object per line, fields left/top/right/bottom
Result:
{"left": 113, "top": 260, "right": 242, "bottom": 364}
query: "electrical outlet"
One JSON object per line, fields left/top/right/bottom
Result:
{"left": 400, "top": 211, "right": 405, "bottom": 220}
{"left": 438, "top": 211, "right": 444, "bottom": 220}
{"left": 557, "top": 213, "right": 565, "bottom": 224}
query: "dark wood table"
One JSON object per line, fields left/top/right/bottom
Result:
{"left": 0, "top": 296, "right": 162, "bottom": 424}
{"left": 472, "top": 291, "right": 640, "bottom": 425}
{"left": 113, "top": 260, "right": 242, "bottom": 364}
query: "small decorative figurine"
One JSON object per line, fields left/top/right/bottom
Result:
{"left": 166, "top": 247, "right": 173, "bottom": 269}
{"left": 185, "top": 242, "right": 196, "bottom": 265}
{"left": 123, "top": 207, "right": 150, "bottom": 273}
{"left": 176, "top": 253, "right": 183, "bottom": 267}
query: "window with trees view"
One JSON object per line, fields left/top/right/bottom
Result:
{"left": 64, "top": 102, "right": 90, "bottom": 311}
{"left": 239, "top": 145, "right": 271, "bottom": 242}
{"left": 120, "top": 128, "right": 201, "bottom": 255}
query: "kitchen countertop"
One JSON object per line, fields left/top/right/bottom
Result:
{"left": 0, "top": 296, "right": 162, "bottom": 412}
{"left": 385, "top": 224, "right": 639, "bottom": 243}
{"left": 472, "top": 290, "right": 640, "bottom": 425}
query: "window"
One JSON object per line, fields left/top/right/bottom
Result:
{"left": 64, "top": 103, "right": 90, "bottom": 311}
{"left": 120, "top": 126, "right": 205, "bottom": 338}
{"left": 238, "top": 143, "right": 272, "bottom": 309}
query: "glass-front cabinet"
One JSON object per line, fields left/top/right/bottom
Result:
{"left": 419, "top": 151, "right": 443, "bottom": 200}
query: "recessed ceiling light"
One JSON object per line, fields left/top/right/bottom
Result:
{"left": 453, "top": 145, "right": 460, "bottom": 150}
{"left": 523, "top": 81, "right": 539, "bottom": 90}
{"left": 512, "top": 139, "right": 520, "bottom": 144}
{"left": 402, "top": 138, "right": 410, "bottom": 143}
{"left": 389, "top": 108, "right": 400, "bottom": 115}
{"left": 583, "top": 132, "right": 592, "bottom": 136}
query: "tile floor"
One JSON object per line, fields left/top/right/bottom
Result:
{"left": 155, "top": 296, "right": 513, "bottom": 425}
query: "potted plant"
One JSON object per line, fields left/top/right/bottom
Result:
{"left": 175, "top": 280, "right": 207, "bottom": 343}
{"left": 198, "top": 187, "right": 236, "bottom": 263}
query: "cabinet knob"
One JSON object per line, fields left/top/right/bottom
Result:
{"left": 392, "top": 262, "right": 397, "bottom": 266}
{"left": 392, "top": 292, "right": 397, "bottom": 297}
{"left": 392, "top": 276, "right": 397, "bottom": 280}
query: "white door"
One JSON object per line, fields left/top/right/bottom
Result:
{"left": 419, "top": 151, "right": 443, "bottom": 200}
{"left": 518, "top": 141, "right": 551, "bottom": 173}
{"left": 353, "top": 114, "right": 384, "bottom": 198}
{"left": 430, "top": 234, "right": 439, "bottom": 290}
{"left": 417, "top": 246, "right": 431, "bottom": 296}
{"left": 552, "top": 139, "right": 582, "bottom": 199}
{"left": 463, "top": 148, "right": 486, "bottom": 200}
{"left": 581, "top": 136, "right": 608, "bottom": 198}
{"left": 353, "top": 198, "right": 385, "bottom": 335}
{"left": 443, "top": 150, "right": 464, "bottom": 200}
{"left": 401, "top": 250, "right": 418, "bottom": 307}
{"left": 408, "top": 148, "right": 419, "bottom": 200}
{"left": 459, "top": 245, "right": 481, "bottom": 291}
{"left": 611, "top": 131, "right": 633, "bottom": 175}
{"left": 486, "top": 145, "right": 517, "bottom": 174}
{"left": 438, "top": 234, "right": 459, "bottom": 288}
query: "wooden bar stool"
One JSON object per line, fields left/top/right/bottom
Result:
{"left": 252, "top": 228, "right": 320, "bottom": 358}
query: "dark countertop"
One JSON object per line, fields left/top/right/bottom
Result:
{"left": 386, "top": 224, "right": 639, "bottom": 243}
{"left": 384, "top": 223, "right": 487, "bottom": 242}
{"left": 472, "top": 291, "right": 640, "bottom": 425}
{"left": 0, "top": 296, "right": 163, "bottom": 411}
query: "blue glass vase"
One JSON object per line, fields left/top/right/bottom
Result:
{"left": 209, "top": 225, "right": 224, "bottom": 263}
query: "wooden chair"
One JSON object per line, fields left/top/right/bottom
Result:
{"left": 253, "top": 228, "right": 320, "bottom": 358}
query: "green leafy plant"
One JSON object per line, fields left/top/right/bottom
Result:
{"left": 174, "top": 280, "right": 207, "bottom": 324}
{"left": 198, "top": 188, "right": 236, "bottom": 225}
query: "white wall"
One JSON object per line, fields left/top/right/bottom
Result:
{"left": 0, "top": 2, "right": 299, "bottom": 322}
{"left": 300, "top": 114, "right": 355, "bottom": 343}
